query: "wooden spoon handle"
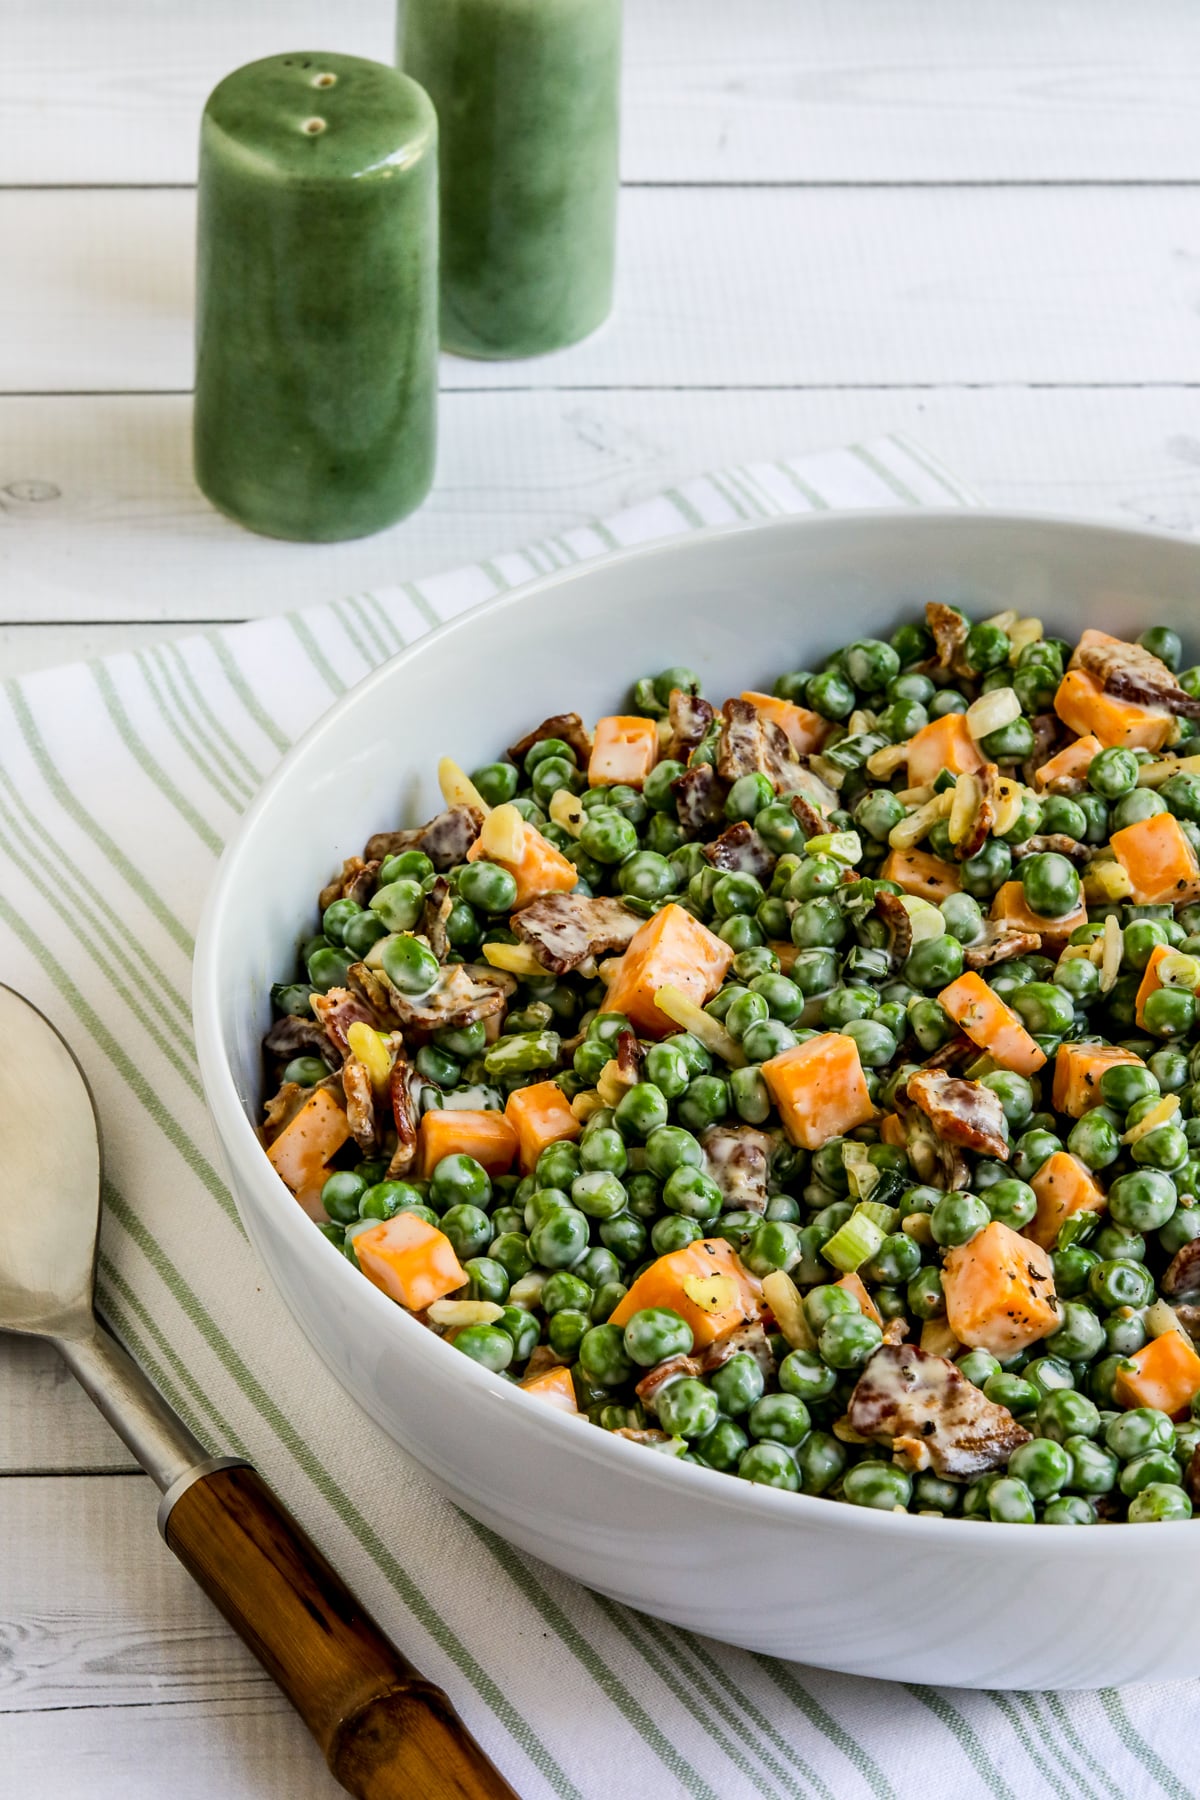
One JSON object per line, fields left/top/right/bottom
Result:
{"left": 162, "top": 1461, "right": 519, "bottom": 1800}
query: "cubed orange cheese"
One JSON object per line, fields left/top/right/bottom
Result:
{"left": 1135, "top": 941, "right": 1173, "bottom": 1030}
{"left": 588, "top": 715, "right": 660, "bottom": 789}
{"left": 417, "top": 1108, "right": 518, "bottom": 1179}
{"left": 266, "top": 1087, "right": 351, "bottom": 1219}
{"left": 603, "top": 902, "right": 733, "bottom": 1037}
{"left": 740, "top": 691, "right": 829, "bottom": 756}
{"left": 879, "top": 847, "right": 962, "bottom": 902}
{"left": 761, "top": 1031, "right": 877, "bottom": 1151}
{"left": 1026, "top": 1152, "right": 1107, "bottom": 1251}
{"left": 1111, "top": 810, "right": 1200, "bottom": 905}
{"left": 905, "top": 712, "right": 986, "bottom": 788}
{"left": 505, "top": 1079, "right": 581, "bottom": 1175}
{"left": 942, "top": 1220, "right": 1059, "bottom": 1357}
{"left": 518, "top": 1365, "right": 580, "bottom": 1414}
{"left": 1034, "top": 735, "right": 1101, "bottom": 793}
{"left": 938, "top": 971, "right": 1047, "bottom": 1076}
{"left": 1052, "top": 1042, "right": 1144, "bottom": 1118}
{"left": 354, "top": 1213, "right": 467, "bottom": 1313}
{"left": 466, "top": 816, "right": 578, "bottom": 908}
{"left": 1054, "top": 667, "right": 1173, "bottom": 752}
{"left": 836, "top": 1270, "right": 883, "bottom": 1327}
{"left": 991, "top": 880, "right": 1088, "bottom": 945}
{"left": 608, "top": 1239, "right": 760, "bottom": 1348}
{"left": 879, "top": 1112, "right": 908, "bottom": 1149}
{"left": 1114, "top": 1331, "right": 1200, "bottom": 1419}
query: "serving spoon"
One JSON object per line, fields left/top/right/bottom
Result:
{"left": 0, "top": 984, "right": 517, "bottom": 1800}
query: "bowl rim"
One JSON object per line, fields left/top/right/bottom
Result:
{"left": 194, "top": 505, "right": 1200, "bottom": 1548}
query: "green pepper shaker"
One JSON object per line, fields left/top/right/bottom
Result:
{"left": 194, "top": 52, "right": 438, "bottom": 542}
{"left": 398, "top": 0, "right": 622, "bottom": 359}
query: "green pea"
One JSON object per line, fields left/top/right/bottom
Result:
{"left": 430, "top": 1154, "right": 492, "bottom": 1212}
{"left": 927, "top": 1191, "right": 988, "bottom": 1249}
{"left": 843, "top": 1460, "right": 912, "bottom": 1511}
{"left": 854, "top": 788, "right": 905, "bottom": 844}
{"left": 819, "top": 1311, "right": 883, "bottom": 1370}
{"left": 722, "top": 771, "right": 773, "bottom": 823}
{"left": 483, "top": 1030, "right": 561, "bottom": 1078}
{"left": 725, "top": 989, "right": 771, "bottom": 1040}
{"left": 1064, "top": 1434, "right": 1119, "bottom": 1495}
{"left": 985, "top": 1178, "right": 1038, "bottom": 1231}
{"left": 1013, "top": 662, "right": 1059, "bottom": 715}
{"left": 1143, "top": 986, "right": 1197, "bottom": 1039}
{"left": 678, "top": 1075, "right": 729, "bottom": 1134}
{"left": 807, "top": 668, "right": 856, "bottom": 720}
{"left": 1132, "top": 1122, "right": 1189, "bottom": 1171}
{"left": 730, "top": 1063, "right": 772, "bottom": 1124}
{"left": 435, "top": 1202, "right": 489, "bottom": 1261}
{"left": 659, "top": 1164, "right": 722, "bottom": 1222}
{"left": 577, "top": 807, "right": 637, "bottom": 864}
{"left": 461, "top": 1256, "right": 508, "bottom": 1305}
{"left": 939, "top": 891, "right": 984, "bottom": 946}
{"left": 1108, "top": 1169, "right": 1178, "bottom": 1232}
{"left": 863, "top": 1231, "right": 922, "bottom": 1286}
{"left": 1046, "top": 1300, "right": 1106, "bottom": 1364}
{"left": 738, "top": 1442, "right": 801, "bottom": 1490}
{"left": 658, "top": 1377, "right": 720, "bottom": 1442}
{"left": 618, "top": 851, "right": 676, "bottom": 902}
{"left": 641, "top": 1042, "right": 689, "bottom": 1100}
{"left": 713, "top": 871, "right": 765, "bottom": 919}
{"left": 1054, "top": 1245, "right": 1101, "bottom": 1299}
{"left": 955, "top": 1348, "right": 1001, "bottom": 1389}
{"left": 457, "top": 861, "right": 519, "bottom": 915}
{"left": 564, "top": 1172, "right": 622, "bottom": 1221}
{"left": 281, "top": 1054, "right": 330, "bottom": 1089}
{"left": 709, "top": 1352, "right": 766, "bottom": 1416}
{"left": 907, "top": 996, "right": 957, "bottom": 1053}
{"left": 496, "top": 1305, "right": 540, "bottom": 1362}
{"left": 748, "top": 1392, "right": 811, "bottom": 1447}
{"left": 738, "top": 1219, "right": 799, "bottom": 1278}
{"left": 1038, "top": 1388, "right": 1101, "bottom": 1444}
{"left": 466, "top": 761, "right": 517, "bottom": 807}
{"left": 907, "top": 1265, "right": 946, "bottom": 1320}
{"left": 788, "top": 855, "right": 843, "bottom": 900}
{"left": 529, "top": 1207, "right": 590, "bottom": 1269}
{"left": 985, "top": 1475, "right": 1036, "bottom": 1523}
{"left": 904, "top": 933, "right": 964, "bottom": 991}
{"left": 1019, "top": 852, "right": 1082, "bottom": 921}
{"left": 1012, "top": 1127, "right": 1063, "bottom": 1182}
{"left": 1127, "top": 1482, "right": 1193, "bottom": 1521}
{"left": 1055, "top": 957, "right": 1100, "bottom": 1005}
{"left": 490, "top": 1231, "right": 534, "bottom": 1282}
{"left": 599, "top": 1213, "right": 647, "bottom": 1264}
{"left": 321, "top": 1170, "right": 368, "bottom": 1225}
{"left": 699, "top": 1418, "right": 751, "bottom": 1473}
{"left": 579, "top": 1322, "right": 635, "bottom": 1387}
{"left": 984, "top": 1371, "right": 1038, "bottom": 1414}
{"left": 378, "top": 932, "right": 440, "bottom": 995}
{"left": 741, "top": 1018, "right": 799, "bottom": 1062}
{"left": 622, "top": 1306, "right": 694, "bottom": 1367}
{"left": 1094, "top": 1224, "right": 1147, "bottom": 1262}
{"left": 643, "top": 758, "right": 686, "bottom": 813}
{"left": 306, "top": 944, "right": 355, "bottom": 993}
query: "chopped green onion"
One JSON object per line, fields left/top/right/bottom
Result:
{"left": 805, "top": 830, "right": 862, "bottom": 865}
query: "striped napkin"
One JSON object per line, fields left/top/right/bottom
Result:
{"left": 1, "top": 435, "right": 1189, "bottom": 1800}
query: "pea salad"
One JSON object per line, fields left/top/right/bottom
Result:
{"left": 261, "top": 605, "right": 1200, "bottom": 1525}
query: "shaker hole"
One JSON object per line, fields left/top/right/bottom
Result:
{"left": 302, "top": 117, "right": 327, "bottom": 134}
{"left": 313, "top": 72, "right": 337, "bottom": 88}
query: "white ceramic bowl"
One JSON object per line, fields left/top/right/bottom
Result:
{"left": 195, "top": 510, "right": 1200, "bottom": 1690}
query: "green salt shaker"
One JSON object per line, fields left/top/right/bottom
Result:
{"left": 194, "top": 52, "right": 438, "bottom": 542}
{"left": 398, "top": 0, "right": 622, "bottom": 359}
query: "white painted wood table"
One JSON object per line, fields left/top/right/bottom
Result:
{"left": 5, "top": 1, "right": 1200, "bottom": 1791}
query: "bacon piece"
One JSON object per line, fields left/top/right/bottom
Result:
{"left": 1176, "top": 1304, "right": 1200, "bottom": 1347}
{"left": 365, "top": 806, "right": 484, "bottom": 871}
{"left": 260, "top": 1080, "right": 309, "bottom": 1145}
{"left": 615, "top": 1028, "right": 643, "bottom": 1086}
{"left": 1012, "top": 834, "right": 1090, "bottom": 866}
{"left": 612, "top": 1427, "right": 675, "bottom": 1446}
{"left": 920, "top": 1034, "right": 978, "bottom": 1072}
{"left": 847, "top": 1343, "right": 1031, "bottom": 1480}
{"left": 507, "top": 712, "right": 593, "bottom": 767}
{"left": 906, "top": 1068, "right": 1010, "bottom": 1160}
{"left": 962, "top": 920, "right": 1042, "bottom": 970}
{"left": 874, "top": 888, "right": 913, "bottom": 969}
{"left": 701, "top": 1125, "right": 773, "bottom": 1215}
{"left": 635, "top": 1354, "right": 701, "bottom": 1412}
{"left": 420, "top": 876, "right": 454, "bottom": 963}
{"left": 263, "top": 1014, "right": 335, "bottom": 1067}
{"left": 1186, "top": 1444, "right": 1200, "bottom": 1508}
{"left": 318, "top": 854, "right": 381, "bottom": 913}
{"left": 672, "top": 762, "right": 726, "bottom": 837}
{"left": 386, "top": 1043, "right": 419, "bottom": 1177}
{"left": 1022, "top": 713, "right": 1062, "bottom": 788}
{"left": 1162, "top": 1239, "right": 1200, "bottom": 1300}
{"left": 1075, "top": 637, "right": 1200, "bottom": 720}
{"left": 664, "top": 689, "right": 716, "bottom": 763}
{"left": 348, "top": 960, "right": 515, "bottom": 1039}
{"left": 696, "top": 1318, "right": 777, "bottom": 1378}
{"left": 311, "top": 987, "right": 382, "bottom": 1060}
{"left": 703, "top": 822, "right": 776, "bottom": 883}
{"left": 342, "top": 1055, "right": 378, "bottom": 1153}
{"left": 717, "top": 697, "right": 834, "bottom": 809}
{"left": 511, "top": 893, "right": 641, "bottom": 975}
{"left": 926, "top": 601, "right": 969, "bottom": 673}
